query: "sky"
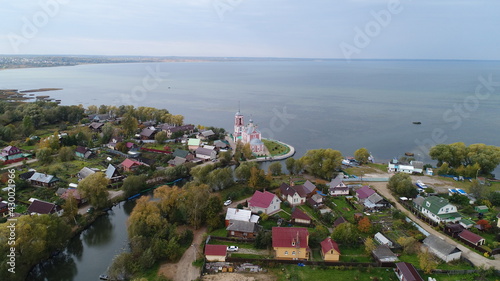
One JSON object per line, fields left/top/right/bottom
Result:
{"left": 0, "top": 0, "right": 499, "bottom": 60}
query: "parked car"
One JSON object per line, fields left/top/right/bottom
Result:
{"left": 227, "top": 246, "right": 239, "bottom": 252}
{"left": 223, "top": 200, "right": 232, "bottom": 206}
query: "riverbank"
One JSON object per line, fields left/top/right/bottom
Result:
{"left": 252, "top": 139, "right": 295, "bottom": 162}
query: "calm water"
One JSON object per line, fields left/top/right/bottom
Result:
{"left": 27, "top": 201, "right": 135, "bottom": 281}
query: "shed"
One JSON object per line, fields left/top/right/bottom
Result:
{"left": 205, "top": 244, "right": 227, "bottom": 262}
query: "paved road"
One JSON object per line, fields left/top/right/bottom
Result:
{"left": 370, "top": 181, "right": 500, "bottom": 269}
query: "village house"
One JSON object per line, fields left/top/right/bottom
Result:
{"left": 372, "top": 245, "right": 398, "bottom": 265}
{"left": 374, "top": 232, "right": 393, "bottom": 247}
{"left": 105, "top": 164, "right": 122, "bottom": 182}
{"left": 333, "top": 217, "right": 348, "bottom": 228}
{"left": 226, "top": 220, "right": 260, "bottom": 239}
{"left": 307, "top": 193, "right": 323, "bottom": 209}
{"left": 88, "top": 122, "right": 104, "bottom": 132}
{"left": 28, "top": 199, "right": 61, "bottom": 216}
{"left": 388, "top": 159, "right": 424, "bottom": 174}
{"left": 204, "top": 244, "right": 227, "bottom": 262}
{"left": 320, "top": 237, "right": 341, "bottom": 262}
{"left": 139, "top": 127, "right": 156, "bottom": 140}
{"left": 272, "top": 227, "right": 310, "bottom": 260}
{"left": 0, "top": 146, "right": 23, "bottom": 161}
{"left": 88, "top": 114, "right": 111, "bottom": 122}
{"left": 75, "top": 146, "right": 93, "bottom": 159}
{"left": 106, "top": 136, "right": 123, "bottom": 150}
{"left": 120, "top": 158, "right": 144, "bottom": 172}
{"left": 224, "top": 208, "right": 259, "bottom": 227}
{"left": 459, "top": 218, "right": 475, "bottom": 229}
{"left": 195, "top": 147, "right": 216, "bottom": 161}
{"left": 355, "top": 186, "right": 376, "bottom": 203}
{"left": 279, "top": 183, "right": 308, "bottom": 206}
{"left": 161, "top": 124, "right": 195, "bottom": 138}
{"left": 328, "top": 174, "right": 349, "bottom": 196}
{"left": 61, "top": 189, "right": 86, "bottom": 206}
{"left": 77, "top": 167, "right": 100, "bottom": 181}
{"left": 291, "top": 208, "right": 312, "bottom": 226}
{"left": 248, "top": 190, "right": 281, "bottom": 215}
{"left": 187, "top": 138, "right": 201, "bottom": 151}
{"left": 214, "top": 140, "right": 229, "bottom": 150}
{"left": 197, "top": 129, "right": 215, "bottom": 140}
{"left": 413, "top": 196, "right": 461, "bottom": 224}
{"left": 394, "top": 262, "right": 424, "bottom": 281}
{"left": 28, "top": 172, "right": 60, "bottom": 187}
{"left": 168, "top": 156, "right": 187, "bottom": 167}
{"left": 364, "top": 192, "right": 391, "bottom": 210}
{"left": 458, "top": 229, "right": 485, "bottom": 246}
{"left": 423, "top": 235, "right": 462, "bottom": 262}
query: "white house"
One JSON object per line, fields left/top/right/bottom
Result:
{"left": 388, "top": 159, "right": 423, "bottom": 174}
{"left": 423, "top": 235, "right": 462, "bottom": 263}
{"left": 248, "top": 190, "right": 281, "bottom": 215}
{"left": 413, "top": 196, "right": 461, "bottom": 223}
{"left": 195, "top": 147, "right": 216, "bottom": 161}
{"left": 328, "top": 174, "right": 349, "bottom": 196}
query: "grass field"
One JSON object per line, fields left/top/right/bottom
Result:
{"left": 231, "top": 253, "right": 268, "bottom": 259}
{"left": 272, "top": 265, "right": 399, "bottom": 281}
{"left": 262, "top": 139, "right": 290, "bottom": 156}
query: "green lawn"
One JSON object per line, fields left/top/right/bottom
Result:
{"left": 272, "top": 265, "right": 399, "bottom": 281}
{"left": 260, "top": 219, "right": 279, "bottom": 230}
{"left": 231, "top": 253, "right": 268, "bottom": 259}
{"left": 262, "top": 139, "right": 289, "bottom": 156}
{"left": 207, "top": 240, "right": 254, "bottom": 249}
{"left": 209, "top": 228, "right": 227, "bottom": 237}
{"left": 398, "top": 254, "right": 475, "bottom": 270}
{"left": 330, "top": 197, "right": 361, "bottom": 221}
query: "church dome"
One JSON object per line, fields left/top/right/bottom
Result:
{"left": 235, "top": 110, "right": 243, "bottom": 116}
{"left": 250, "top": 138, "right": 263, "bottom": 145}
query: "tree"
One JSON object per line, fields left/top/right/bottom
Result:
{"left": 397, "top": 237, "right": 417, "bottom": 254}
{"left": 218, "top": 151, "right": 232, "bottom": 166}
{"left": 448, "top": 193, "right": 470, "bottom": 206}
{"left": 357, "top": 217, "right": 372, "bottom": 233}
{"left": 418, "top": 248, "right": 438, "bottom": 274}
{"left": 249, "top": 166, "right": 267, "bottom": 189}
{"left": 387, "top": 173, "right": 419, "bottom": 198}
{"left": 299, "top": 148, "right": 343, "bottom": 180}
{"left": 354, "top": 148, "right": 370, "bottom": 164}
{"left": 476, "top": 219, "right": 492, "bottom": 231}
{"left": 268, "top": 162, "right": 282, "bottom": 176}
{"left": 22, "top": 115, "right": 35, "bottom": 136}
{"left": 121, "top": 113, "right": 138, "bottom": 136}
{"left": 128, "top": 196, "right": 167, "bottom": 238}
{"left": 36, "top": 147, "right": 53, "bottom": 164}
{"left": 207, "top": 167, "right": 234, "bottom": 191}
{"left": 78, "top": 172, "right": 109, "bottom": 209}
{"left": 364, "top": 238, "right": 376, "bottom": 255}
{"left": 205, "top": 196, "right": 223, "bottom": 231}
{"left": 470, "top": 179, "right": 490, "bottom": 200}
{"left": 155, "top": 131, "right": 167, "bottom": 144}
{"left": 243, "top": 143, "right": 253, "bottom": 159}
{"left": 184, "top": 184, "right": 210, "bottom": 229}
{"left": 58, "top": 146, "right": 74, "bottom": 162}
{"left": 430, "top": 143, "right": 500, "bottom": 175}
{"left": 190, "top": 164, "right": 214, "bottom": 183}
{"left": 122, "top": 175, "right": 147, "bottom": 198}
{"left": 235, "top": 162, "right": 258, "bottom": 181}
{"left": 285, "top": 157, "right": 296, "bottom": 174}
{"left": 108, "top": 252, "right": 134, "bottom": 280}
{"left": 331, "top": 222, "right": 359, "bottom": 244}
{"left": 62, "top": 194, "right": 79, "bottom": 224}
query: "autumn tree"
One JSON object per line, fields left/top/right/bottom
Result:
{"left": 154, "top": 185, "right": 186, "bottom": 222}
{"left": 354, "top": 148, "right": 370, "bottom": 164}
{"left": 121, "top": 113, "right": 139, "bottom": 137}
{"left": 205, "top": 196, "right": 223, "bottom": 231}
{"left": 184, "top": 183, "right": 211, "bottom": 229}
{"left": 122, "top": 175, "right": 147, "bottom": 197}
{"left": 155, "top": 131, "right": 167, "bottom": 144}
{"left": 418, "top": 248, "right": 438, "bottom": 274}
{"left": 62, "top": 194, "right": 79, "bottom": 224}
{"left": 476, "top": 219, "right": 492, "bottom": 231}
{"left": 364, "top": 238, "right": 376, "bottom": 255}
{"left": 243, "top": 143, "right": 253, "bottom": 159}
{"left": 207, "top": 167, "right": 234, "bottom": 191}
{"left": 128, "top": 196, "right": 167, "bottom": 238}
{"left": 357, "top": 217, "right": 372, "bottom": 233}
{"left": 235, "top": 162, "right": 258, "bottom": 181}
{"left": 190, "top": 164, "right": 214, "bottom": 183}
{"left": 36, "top": 147, "right": 53, "bottom": 164}
{"left": 78, "top": 172, "right": 110, "bottom": 209}
{"left": 397, "top": 237, "right": 417, "bottom": 254}
{"left": 299, "top": 148, "right": 343, "bottom": 180}
{"left": 249, "top": 166, "right": 267, "bottom": 189}
{"left": 470, "top": 179, "right": 490, "bottom": 200}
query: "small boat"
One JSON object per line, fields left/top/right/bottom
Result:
{"left": 99, "top": 275, "right": 109, "bottom": 280}
{"left": 412, "top": 121, "right": 421, "bottom": 125}
{"left": 405, "top": 152, "right": 414, "bottom": 156}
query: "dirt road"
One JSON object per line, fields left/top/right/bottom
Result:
{"left": 158, "top": 227, "right": 207, "bottom": 281}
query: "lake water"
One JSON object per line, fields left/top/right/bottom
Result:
{"left": 26, "top": 201, "right": 135, "bottom": 281}
{"left": 2, "top": 60, "right": 499, "bottom": 171}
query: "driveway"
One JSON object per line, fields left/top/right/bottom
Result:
{"left": 158, "top": 227, "right": 207, "bottom": 281}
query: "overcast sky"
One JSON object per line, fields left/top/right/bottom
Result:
{"left": 1, "top": 0, "right": 498, "bottom": 60}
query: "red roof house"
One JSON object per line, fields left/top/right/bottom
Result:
{"left": 272, "top": 227, "right": 310, "bottom": 260}
{"left": 356, "top": 186, "right": 376, "bottom": 202}
{"left": 204, "top": 244, "right": 227, "bottom": 262}
{"left": 120, "top": 158, "right": 143, "bottom": 172}
{"left": 28, "top": 200, "right": 59, "bottom": 215}
{"left": 320, "top": 237, "right": 341, "bottom": 262}
{"left": 248, "top": 190, "right": 281, "bottom": 215}
{"left": 394, "top": 262, "right": 424, "bottom": 281}
{"left": 458, "top": 229, "right": 485, "bottom": 246}
{"left": 291, "top": 208, "right": 312, "bottom": 225}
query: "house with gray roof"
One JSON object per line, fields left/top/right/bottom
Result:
{"left": 77, "top": 167, "right": 99, "bottom": 181}
{"left": 105, "top": 164, "right": 122, "bottom": 182}
{"left": 328, "top": 174, "right": 349, "bottom": 196}
{"left": 364, "top": 192, "right": 390, "bottom": 210}
{"left": 28, "top": 172, "right": 60, "bottom": 187}
{"left": 423, "top": 235, "right": 461, "bottom": 262}
{"left": 168, "top": 156, "right": 187, "bottom": 167}
{"left": 226, "top": 220, "right": 261, "bottom": 239}
{"left": 372, "top": 245, "right": 398, "bottom": 265}
{"left": 413, "top": 196, "right": 461, "bottom": 223}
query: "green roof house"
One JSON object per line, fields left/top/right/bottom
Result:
{"left": 413, "top": 196, "right": 461, "bottom": 224}
{"left": 474, "top": 206, "right": 489, "bottom": 214}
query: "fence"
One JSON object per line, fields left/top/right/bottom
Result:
{"left": 140, "top": 147, "right": 172, "bottom": 154}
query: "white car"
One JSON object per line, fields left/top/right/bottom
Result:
{"left": 227, "top": 246, "right": 239, "bottom": 252}
{"left": 223, "top": 200, "right": 232, "bottom": 206}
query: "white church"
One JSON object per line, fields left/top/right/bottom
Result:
{"left": 233, "top": 110, "right": 265, "bottom": 153}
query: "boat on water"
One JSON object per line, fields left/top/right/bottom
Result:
{"left": 99, "top": 274, "right": 109, "bottom": 280}
{"left": 412, "top": 121, "right": 421, "bottom": 125}
{"left": 405, "top": 152, "right": 414, "bottom": 156}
